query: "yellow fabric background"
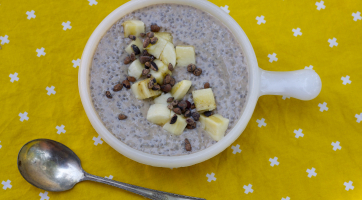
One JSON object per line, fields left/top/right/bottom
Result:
{"left": 1, "top": 0, "right": 361, "bottom": 199}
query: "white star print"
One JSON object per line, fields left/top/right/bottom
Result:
{"left": 72, "top": 58, "right": 81, "bottom": 68}
{"left": 294, "top": 129, "right": 304, "bottom": 138}
{"left": 315, "top": 1, "right": 325, "bottom": 10}
{"left": 46, "top": 86, "right": 56, "bottom": 95}
{"left": 341, "top": 76, "right": 351, "bottom": 85}
{"left": 268, "top": 53, "right": 278, "bottom": 63}
{"left": 36, "top": 47, "right": 46, "bottom": 57}
{"left": 39, "top": 191, "right": 49, "bottom": 200}
{"left": 19, "top": 112, "right": 29, "bottom": 122}
{"left": 269, "top": 157, "right": 279, "bottom": 167}
{"left": 56, "top": 125, "right": 66, "bottom": 134}
{"left": 331, "top": 141, "right": 341, "bottom": 151}
{"left": 328, "top": 38, "right": 338, "bottom": 48}
{"left": 88, "top": 0, "right": 98, "bottom": 6}
{"left": 256, "top": 15, "right": 266, "bottom": 25}
{"left": 352, "top": 12, "right": 361, "bottom": 21}
{"left": 220, "top": 5, "right": 230, "bottom": 14}
{"left": 306, "top": 168, "right": 317, "bottom": 178}
{"left": 62, "top": 21, "right": 72, "bottom": 31}
{"left": 282, "top": 197, "right": 290, "bottom": 200}
{"left": 305, "top": 65, "right": 313, "bottom": 69}
{"left": 105, "top": 175, "right": 113, "bottom": 180}
{"left": 206, "top": 173, "right": 216, "bottom": 182}
{"left": 243, "top": 184, "right": 253, "bottom": 194}
{"left": 93, "top": 135, "right": 103, "bottom": 146}
{"left": 344, "top": 181, "right": 354, "bottom": 191}
{"left": 282, "top": 96, "right": 290, "bottom": 100}
{"left": 26, "top": 10, "right": 36, "bottom": 20}
{"left": 292, "top": 28, "right": 302, "bottom": 37}
{"left": 355, "top": 113, "right": 362, "bottom": 123}
{"left": 0, "top": 35, "right": 9, "bottom": 45}
{"left": 2, "top": 180, "right": 12, "bottom": 190}
{"left": 9, "top": 72, "right": 19, "bottom": 83}
{"left": 231, "top": 144, "right": 241, "bottom": 154}
{"left": 318, "top": 102, "right": 328, "bottom": 112}
{"left": 256, "top": 118, "right": 266, "bottom": 127}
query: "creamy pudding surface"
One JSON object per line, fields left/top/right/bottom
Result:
{"left": 90, "top": 4, "right": 248, "bottom": 156}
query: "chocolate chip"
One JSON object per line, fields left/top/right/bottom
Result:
{"left": 142, "top": 50, "right": 150, "bottom": 56}
{"left": 171, "top": 99, "right": 179, "bottom": 106}
{"left": 170, "top": 114, "right": 177, "bottom": 124}
{"left": 124, "top": 56, "right": 131, "bottom": 64}
{"left": 113, "top": 83, "right": 123, "bottom": 91}
{"left": 131, "top": 44, "right": 141, "bottom": 55}
{"left": 170, "top": 77, "right": 176, "bottom": 86}
{"left": 144, "top": 62, "right": 151, "bottom": 69}
{"left": 185, "top": 138, "right": 192, "bottom": 151}
{"left": 173, "top": 107, "right": 182, "bottom": 115}
{"left": 143, "top": 37, "right": 150, "bottom": 48}
{"left": 130, "top": 53, "right": 136, "bottom": 61}
{"left": 168, "top": 63, "right": 174, "bottom": 71}
{"left": 186, "top": 123, "right": 196, "bottom": 130}
{"left": 161, "top": 84, "right": 172, "bottom": 93}
{"left": 178, "top": 100, "right": 187, "bottom": 110}
{"left": 163, "top": 74, "right": 171, "bottom": 84}
{"left": 184, "top": 110, "right": 192, "bottom": 117}
{"left": 204, "top": 111, "right": 213, "bottom": 117}
{"left": 127, "top": 76, "right": 136, "bottom": 82}
{"left": 193, "top": 68, "right": 202, "bottom": 76}
{"left": 187, "top": 64, "right": 196, "bottom": 72}
{"left": 142, "top": 69, "right": 150, "bottom": 76}
{"left": 128, "top": 35, "right": 136, "bottom": 40}
{"left": 147, "top": 74, "right": 152, "bottom": 78}
{"left": 151, "top": 24, "right": 161, "bottom": 32}
{"left": 140, "top": 33, "right": 146, "bottom": 37}
{"left": 122, "top": 80, "right": 131, "bottom": 89}
{"left": 150, "top": 61, "right": 158, "bottom": 71}
{"left": 186, "top": 118, "right": 195, "bottom": 125}
{"left": 150, "top": 55, "right": 156, "bottom": 61}
{"left": 167, "top": 97, "right": 174, "bottom": 103}
{"left": 148, "top": 78, "right": 156, "bottom": 89}
{"left": 139, "top": 56, "right": 152, "bottom": 64}
{"left": 146, "top": 32, "right": 154, "bottom": 38}
{"left": 180, "top": 106, "right": 187, "bottom": 114}
{"left": 150, "top": 37, "right": 158, "bottom": 44}
{"left": 167, "top": 104, "right": 174, "bottom": 110}
{"left": 105, "top": 91, "right": 112, "bottom": 99}
{"left": 192, "top": 112, "right": 200, "bottom": 121}
{"left": 118, "top": 114, "right": 127, "bottom": 120}
{"left": 204, "top": 82, "right": 210, "bottom": 89}
{"left": 185, "top": 100, "right": 191, "bottom": 109}
{"left": 191, "top": 103, "right": 196, "bottom": 109}
{"left": 152, "top": 84, "right": 160, "bottom": 91}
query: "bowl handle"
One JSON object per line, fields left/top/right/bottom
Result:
{"left": 258, "top": 68, "right": 322, "bottom": 100}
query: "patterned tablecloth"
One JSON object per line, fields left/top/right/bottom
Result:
{"left": 1, "top": 0, "right": 362, "bottom": 199}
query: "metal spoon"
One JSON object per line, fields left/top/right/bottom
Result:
{"left": 18, "top": 139, "right": 205, "bottom": 200}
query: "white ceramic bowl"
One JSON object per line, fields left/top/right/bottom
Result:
{"left": 79, "top": 0, "right": 322, "bottom": 168}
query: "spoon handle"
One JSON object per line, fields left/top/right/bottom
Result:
{"left": 82, "top": 172, "right": 206, "bottom": 200}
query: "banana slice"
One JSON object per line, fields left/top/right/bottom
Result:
{"left": 147, "top": 104, "right": 171, "bottom": 125}
{"left": 125, "top": 38, "right": 144, "bottom": 55}
{"left": 122, "top": 20, "right": 145, "bottom": 37}
{"left": 149, "top": 59, "right": 172, "bottom": 84}
{"left": 154, "top": 32, "right": 173, "bottom": 43}
{"left": 128, "top": 60, "right": 144, "bottom": 80}
{"left": 146, "top": 37, "right": 168, "bottom": 58}
{"left": 160, "top": 42, "right": 176, "bottom": 67}
{"left": 192, "top": 88, "right": 216, "bottom": 112}
{"left": 176, "top": 46, "right": 195, "bottom": 67}
{"left": 163, "top": 114, "right": 187, "bottom": 135}
{"left": 171, "top": 80, "right": 192, "bottom": 100}
{"left": 199, "top": 114, "right": 229, "bottom": 141}
{"left": 131, "top": 78, "right": 162, "bottom": 99}
{"left": 154, "top": 93, "right": 173, "bottom": 104}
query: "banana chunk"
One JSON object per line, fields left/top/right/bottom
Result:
{"left": 149, "top": 59, "right": 172, "bottom": 84}
{"left": 176, "top": 46, "right": 195, "bottom": 67}
{"left": 147, "top": 104, "right": 171, "bottom": 125}
{"left": 192, "top": 88, "right": 216, "bottom": 112}
{"left": 160, "top": 42, "right": 176, "bottom": 67}
{"left": 171, "top": 80, "right": 192, "bottom": 100}
{"left": 131, "top": 78, "right": 162, "bottom": 99}
{"left": 199, "top": 114, "right": 229, "bottom": 141}
{"left": 163, "top": 114, "right": 187, "bottom": 135}
{"left": 146, "top": 37, "right": 168, "bottom": 59}
{"left": 154, "top": 93, "right": 173, "bottom": 104}
{"left": 128, "top": 60, "right": 144, "bottom": 80}
{"left": 125, "top": 38, "right": 144, "bottom": 55}
{"left": 154, "top": 32, "right": 173, "bottom": 43}
{"left": 122, "top": 20, "right": 145, "bottom": 37}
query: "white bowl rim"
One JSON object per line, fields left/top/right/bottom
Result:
{"left": 78, "top": 0, "right": 260, "bottom": 168}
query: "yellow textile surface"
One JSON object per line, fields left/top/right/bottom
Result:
{"left": 1, "top": 0, "right": 361, "bottom": 199}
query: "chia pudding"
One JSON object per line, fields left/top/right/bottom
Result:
{"left": 89, "top": 4, "right": 249, "bottom": 156}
